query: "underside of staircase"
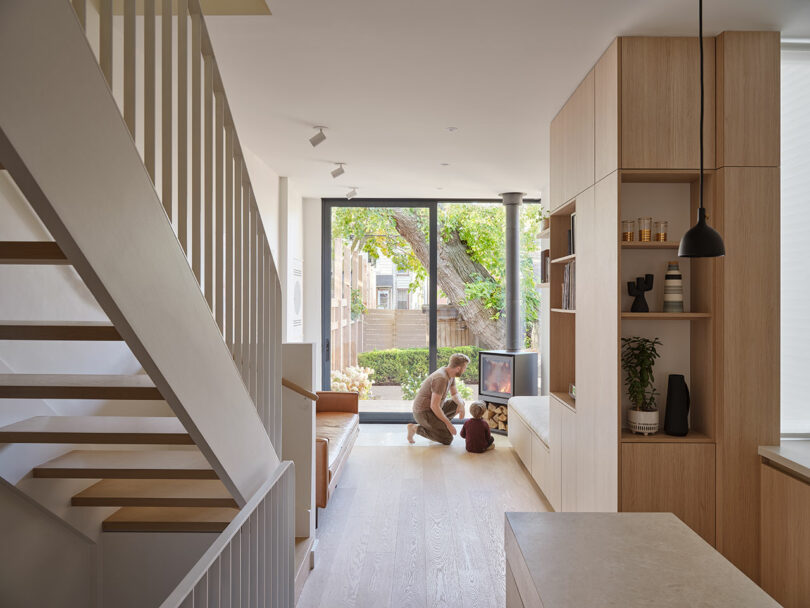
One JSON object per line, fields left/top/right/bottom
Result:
{"left": 0, "top": 237, "right": 240, "bottom": 533}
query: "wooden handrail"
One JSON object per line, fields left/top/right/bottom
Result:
{"left": 281, "top": 378, "right": 318, "bottom": 402}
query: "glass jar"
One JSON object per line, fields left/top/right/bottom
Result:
{"left": 638, "top": 217, "right": 652, "bottom": 242}
{"left": 621, "top": 220, "right": 636, "bottom": 242}
{"left": 654, "top": 220, "right": 668, "bottom": 242}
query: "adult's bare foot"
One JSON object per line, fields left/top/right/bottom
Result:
{"left": 406, "top": 423, "right": 417, "bottom": 444}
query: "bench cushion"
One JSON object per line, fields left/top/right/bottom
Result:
{"left": 316, "top": 412, "right": 359, "bottom": 471}
{"left": 509, "top": 396, "right": 549, "bottom": 446}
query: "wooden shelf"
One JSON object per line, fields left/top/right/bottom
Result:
{"left": 551, "top": 308, "right": 576, "bottom": 314}
{"left": 550, "top": 254, "right": 576, "bottom": 264}
{"left": 621, "top": 241, "right": 680, "bottom": 249}
{"left": 551, "top": 391, "right": 576, "bottom": 411}
{"left": 621, "top": 312, "right": 711, "bottom": 320}
{"left": 539, "top": 282, "right": 550, "bottom": 289}
{"left": 621, "top": 429, "right": 713, "bottom": 443}
{"left": 537, "top": 228, "right": 550, "bottom": 239}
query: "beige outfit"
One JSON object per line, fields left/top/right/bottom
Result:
{"left": 412, "top": 368, "right": 457, "bottom": 444}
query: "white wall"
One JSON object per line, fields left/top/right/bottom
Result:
{"left": 279, "top": 177, "right": 304, "bottom": 343}
{"left": 102, "top": 532, "right": 217, "bottom": 608}
{"left": 0, "top": 481, "right": 99, "bottom": 608}
{"left": 302, "top": 197, "right": 322, "bottom": 387}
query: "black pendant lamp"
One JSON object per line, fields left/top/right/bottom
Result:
{"left": 679, "top": 0, "right": 725, "bottom": 258}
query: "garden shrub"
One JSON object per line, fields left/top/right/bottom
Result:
{"left": 358, "top": 346, "right": 480, "bottom": 385}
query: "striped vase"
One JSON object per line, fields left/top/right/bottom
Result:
{"left": 663, "top": 261, "right": 684, "bottom": 313}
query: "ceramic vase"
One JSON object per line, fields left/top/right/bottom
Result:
{"left": 664, "top": 374, "right": 690, "bottom": 436}
{"left": 663, "top": 261, "right": 684, "bottom": 313}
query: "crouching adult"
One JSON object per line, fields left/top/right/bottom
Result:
{"left": 406, "top": 353, "right": 469, "bottom": 445}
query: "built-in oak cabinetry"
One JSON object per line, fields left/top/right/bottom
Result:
{"left": 546, "top": 32, "right": 779, "bottom": 581}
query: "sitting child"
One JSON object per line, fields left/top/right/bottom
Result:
{"left": 460, "top": 401, "right": 494, "bottom": 453}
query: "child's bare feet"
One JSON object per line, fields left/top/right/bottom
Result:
{"left": 407, "top": 423, "right": 417, "bottom": 444}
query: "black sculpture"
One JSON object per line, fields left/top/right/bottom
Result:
{"left": 664, "top": 374, "right": 690, "bottom": 436}
{"left": 627, "top": 274, "right": 654, "bottom": 313}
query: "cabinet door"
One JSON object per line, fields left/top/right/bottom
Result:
{"left": 548, "top": 399, "right": 563, "bottom": 511}
{"left": 621, "top": 443, "right": 715, "bottom": 544}
{"left": 550, "top": 70, "right": 595, "bottom": 209}
{"left": 561, "top": 404, "right": 577, "bottom": 512}
{"left": 621, "top": 37, "right": 715, "bottom": 169}
{"left": 530, "top": 434, "right": 548, "bottom": 493}
{"left": 509, "top": 413, "right": 531, "bottom": 470}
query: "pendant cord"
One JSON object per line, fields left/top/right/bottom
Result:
{"left": 699, "top": 0, "right": 704, "bottom": 212}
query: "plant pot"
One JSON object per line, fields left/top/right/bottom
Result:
{"left": 628, "top": 408, "right": 659, "bottom": 435}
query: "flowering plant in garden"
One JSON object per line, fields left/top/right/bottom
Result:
{"left": 330, "top": 366, "right": 374, "bottom": 400}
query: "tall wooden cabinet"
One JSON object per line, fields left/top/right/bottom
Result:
{"left": 546, "top": 32, "right": 780, "bottom": 580}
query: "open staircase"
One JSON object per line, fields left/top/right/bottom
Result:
{"left": 0, "top": 1, "right": 294, "bottom": 606}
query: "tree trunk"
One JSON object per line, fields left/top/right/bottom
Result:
{"left": 390, "top": 209, "right": 505, "bottom": 349}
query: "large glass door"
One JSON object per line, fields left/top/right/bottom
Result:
{"left": 322, "top": 202, "right": 436, "bottom": 422}
{"left": 321, "top": 199, "right": 545, "bottom": 422}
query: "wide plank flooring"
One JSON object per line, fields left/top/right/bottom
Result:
{"left": 297, "top": 424, "right": 550, "bottom": 608}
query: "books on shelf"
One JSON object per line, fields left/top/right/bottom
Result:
{"left": 561, "top": 260, "right": 576, "bottom": 309}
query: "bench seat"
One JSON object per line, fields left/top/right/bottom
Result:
{"left": 315, "top": 392, "right": 359, "bottom": 509}
{"left": 509, "top": 396, "right": 549, "bottom": 446}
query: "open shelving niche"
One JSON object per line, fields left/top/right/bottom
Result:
{"left": 618, "top": 170, "right": 715, "bottom": 443}
{"left": 549, "top": 198, "right": 576, "bottom": 409}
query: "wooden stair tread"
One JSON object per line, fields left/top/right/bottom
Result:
{"left": 33, "top": 450, "right": 215, "bottom": 479}
{"left": 0, "top": 322, "right": 121, "bottom": 341}
{"left": 72, "top": 479, "right": 235, "bottom": 507}
{"left": 0, "top": 416, "right": 192, "bottom": 444}
{"left": 0, "top": 241, "right": 68, "bottom": 264}
{"left": 103, "top": 507, "right": 238, "bottom": 532}
{"left": 0, "top": 374, "right": 161, "bottom": 399}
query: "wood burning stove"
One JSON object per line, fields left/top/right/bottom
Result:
{"left": 478, "top": 350, "right": 538, "bottom": 405}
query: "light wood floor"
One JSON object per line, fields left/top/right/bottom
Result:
{"left": 297, "top": 424, "right": 551, "bottom": 608}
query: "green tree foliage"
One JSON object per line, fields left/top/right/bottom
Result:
{"left": 332, "top": 203, "right": 545, "bottom": 337}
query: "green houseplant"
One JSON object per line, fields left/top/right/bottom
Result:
{"left": 621, "top": 336, "right": 662, "bottom": 435}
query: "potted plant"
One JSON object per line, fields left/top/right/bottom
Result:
{"left": 621, "top": 336, "right": 662, "bottom": 435}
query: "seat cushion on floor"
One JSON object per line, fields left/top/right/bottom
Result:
{"left": 508, "top": 396, "right": 549, "bottom": 446}
{"left": 316, "top": 412, "right": 359, "bottom": 469}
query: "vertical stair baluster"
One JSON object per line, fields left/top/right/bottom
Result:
{"left": 161, "top": 0, "right": 173, "bottom": 219}
{"left": 144, "top": 0, "right": 156, "bottom": 180}
{"left": 242, "top": 162, "right": 250, "bottom": 381}
{"left": 225, "top": 123, "right": 234, "bottom": 350}
{"left": 191, "top": 10, "right": 202, "bottom": 282}
{"left": 72, "top": 0, "right": 86, "bottom": 31}
{"left": 215, "top": 85, "right": 225, "bottom": 333}
{"left": 177, "top": 0, "right": 189, "bottom": 250}
{"left": 204, "top": 53, "right": 214, "bottom": 309}
{"left": 99, "top": 0, "right": 113, "bottom": 87}
{"left": 123, "top": 0, "right": 136, "bottom": 136}
{"left": 234, "top": 154, "right": 243, "bottom": 373}
{"left": 250, "top": 198, "right": 258, "bottom": 402}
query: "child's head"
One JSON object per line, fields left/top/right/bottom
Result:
{"left": 470, "top": 401, "right": 486, "bottom": 419}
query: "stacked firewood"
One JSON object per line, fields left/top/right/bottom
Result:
{"left": 483, "top": 403, "right": 508, "bottom": 431}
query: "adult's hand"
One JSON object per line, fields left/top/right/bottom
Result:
{"left": 447, "top": 423, "right": 457, "bottom": 436}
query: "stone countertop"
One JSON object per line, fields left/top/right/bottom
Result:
{"left": 505, "top": 512, "right": 779, "bottom": 607}
{"left": 759, "top": 440, "right": 810, "bottom": 482}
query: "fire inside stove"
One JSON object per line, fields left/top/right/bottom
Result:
{"left": 481, "top": 355, "right": 513, "bottom": 395}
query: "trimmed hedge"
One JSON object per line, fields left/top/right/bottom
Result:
{"left": 358, "top": 346, "right": 480, "bottom": 385}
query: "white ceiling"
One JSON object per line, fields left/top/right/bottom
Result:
{"left": 207, "top": 0, "right": 810, "bottom": 202}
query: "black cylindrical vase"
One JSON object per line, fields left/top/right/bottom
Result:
{"left": 664, "top": 374, "right": 690, "bottom": 436}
